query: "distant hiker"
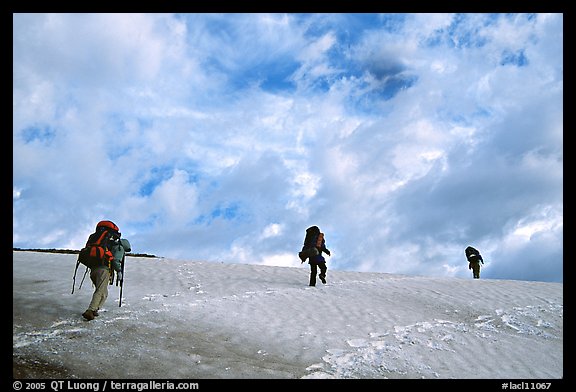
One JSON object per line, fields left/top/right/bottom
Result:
{"left": 465, "top": 246, "right": 484, "bottom": 279}
{"left": 73, "top": 220, "right": 129, "bottom": 321}
{"left": 299, "top": 226, "right": 331, "bottom": 286}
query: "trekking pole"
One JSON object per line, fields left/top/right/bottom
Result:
{"left": 71, "top": 259, "right": 81, "bottom": 294}
{"left": 118, "top": 254, "right": 125, "bottom": 307}
{"left": 78, "top": 267, "right": 89, "bottom": 291}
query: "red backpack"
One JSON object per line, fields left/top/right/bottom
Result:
{"left": 71, "top": 220, "right": 121, "bottom": 295}
{"left": 77, "top": 220, "right": 120, "bottom": 269}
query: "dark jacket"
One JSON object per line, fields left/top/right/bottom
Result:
{"left": 316, "top": 237, "right": 330, "bottom": 257}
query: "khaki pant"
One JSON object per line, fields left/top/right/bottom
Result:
{"left": 87, "top": 267, "right": 110, "bottom": 311}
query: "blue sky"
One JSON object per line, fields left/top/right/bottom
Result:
{"left": 13, "top": 13, "right": 563, "bottom": 282}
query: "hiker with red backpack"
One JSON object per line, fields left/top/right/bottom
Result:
{"left": 299, "top": 226, "right": 331, "bottom": 286}
{"left": 73, "top": 220, "right": 130, "bottom": 321}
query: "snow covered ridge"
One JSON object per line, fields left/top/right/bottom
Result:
{"left": 13, "top": 251, "right": 562, "bottom": 379}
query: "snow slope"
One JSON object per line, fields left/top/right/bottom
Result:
{"left": 12, "top": 251, "right": 563, "bottom": 380}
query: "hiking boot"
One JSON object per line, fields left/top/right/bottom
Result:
{"left": 93, "top": 310, "right": 99, "bottom": 317}
{"left": 319, "top": 274, "right": 326, "bottom": 284}
{"left": 82, "top": 310, "right": 95, "bottom": 321}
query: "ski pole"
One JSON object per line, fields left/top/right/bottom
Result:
{"left": 78, "top": 267, "right": 89, "bottom": 291}
{"left": 118, "top": 254, "right": 125, "bottom": 307}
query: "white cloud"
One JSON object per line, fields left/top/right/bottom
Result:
{"left": 261, "top": 223, "right": 283, "bottom": 239}
{"left": 13, "top": 13, "right": 563, "bottom": 283}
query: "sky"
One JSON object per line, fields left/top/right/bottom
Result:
{"left": 12, "top": 251, "right": 563, "bottom": 380}
{"left": 13, "top": 13, "right": 563, "bottom": 283}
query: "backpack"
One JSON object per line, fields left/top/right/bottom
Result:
{"left": 77, "top": 220, "right": 120, "bottom": 269}
{"left": 303, "top": 226, "right": 320, "bottom": 248}
{"left": 465, "top": 246, "right": 481, "bottom": 262}
{"left": 71, "top": 220, "right": 121, "bottom": 294}
{"left": 298, "top": 226, "right": 323, "bottom": 262}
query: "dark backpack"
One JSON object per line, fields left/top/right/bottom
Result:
{"left": 77, "top": 220, "right": 120, "bottom": 269}
{"left": 465, "top": 246, "right": 481, "bottom": 262}
{"left": 303, "top": 226, "right": 320, "bottom": 248}
{"left": 298, "top": 226, "right": 323, "bottom": 262}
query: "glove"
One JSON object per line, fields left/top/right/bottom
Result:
{"left": 325, "top": 249, "right": 331, "bottom": 256}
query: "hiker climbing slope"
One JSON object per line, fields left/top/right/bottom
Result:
{"left": 299, "top": 225, "right": 331, "bottom": 286}
{"left": 73, "top": 220, "right": 130, "bottom": 321}
{"left": 465, "top": 245, "right": 484, "bottom": 279}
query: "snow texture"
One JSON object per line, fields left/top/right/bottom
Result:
{"left": 13, "top": 251, "right": 562, "bottom": 380}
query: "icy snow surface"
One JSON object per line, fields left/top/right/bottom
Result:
{"left": 13, "top": 251, "right": 562, "bottom": 379}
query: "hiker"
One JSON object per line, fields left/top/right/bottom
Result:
{"left": 111, "top": 237, "right": 131, "bottom": 287}
{"left": 81, "top": 225, "right": 130, "bottom": 321}
{"left": 299, "top": 226, "right": 331, "bottom": 286}
{"left": 112, "top": 237, "right": 131, "bottom": 307}
{"left": 465, "top": 246, "right": 484, "bottom": 279}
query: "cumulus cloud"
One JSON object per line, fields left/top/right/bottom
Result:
{"left": 13, "top": 13, "right": 563, "bottom": 282}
